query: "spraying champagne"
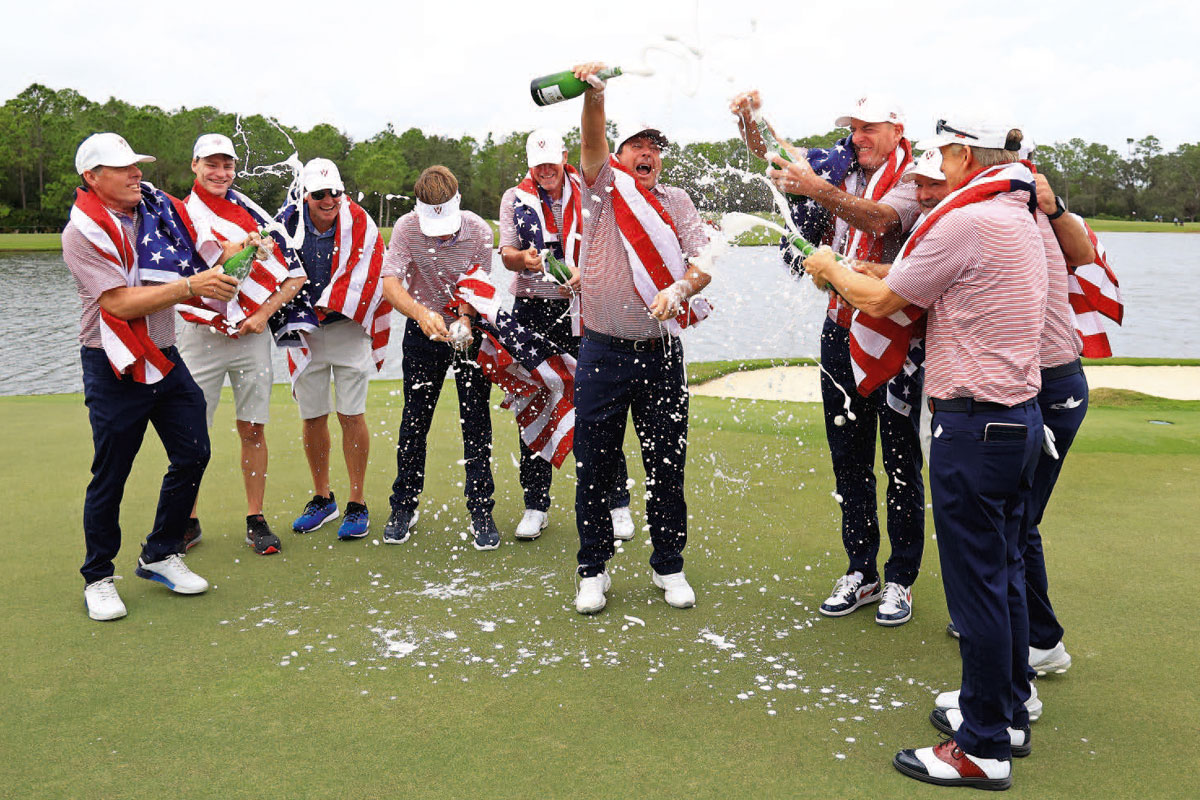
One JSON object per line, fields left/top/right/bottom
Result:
{"left": 530, "top": 67, "right": 623, "bottom": 106}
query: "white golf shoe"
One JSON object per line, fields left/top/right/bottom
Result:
{"left": 84, "top": 576, "right": 127, "bottom": 621}
{"left": 1029, "top": 641, "right": 1072, "bottom": 676}
{"left": 135, "top": 554, "right": 209, "bottom": 595}
{"left": 934, "top": 682, "right": 1042, "bottom": 722}
{"left": 575, "top": 572, "right": 611, "bottom": 614}
{"left": 610, "top": 507, "right": 635, "bottom": 541}
{"left": 514, "top": 509, "right": 548, "bottom": 540}
{"left": 652, "top": 570, "right": 696, "bottom": 608}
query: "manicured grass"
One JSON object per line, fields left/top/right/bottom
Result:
{"left": 3, "top": 379, "right": 1198, "bottom": 798}
{"left": 0, "top": 232, "right": 64, "bottom": 250}
{"left": 1083, "top": 219, "right": 1198, "bottom": 233}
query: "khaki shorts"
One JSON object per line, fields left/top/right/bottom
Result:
{"left": 293, "top": 319, "right": 373, "bottom": 420}
{"left": 177, "top": 322, "right": 273, "bottom": 427}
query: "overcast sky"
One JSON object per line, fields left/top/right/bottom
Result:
{"left": 8, "top": 0, "right": 1197, "bottom": 156}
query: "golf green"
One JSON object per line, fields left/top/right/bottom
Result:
{"left": 3, "top": 383, "right": 1197, "bottom": 798}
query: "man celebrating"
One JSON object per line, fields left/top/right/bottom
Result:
{"left": 569, "top": 62, "right": 712, "bottom": 614}
{"left": 64, "top": 132, "right": 235, "bottom": 620}
{"left": 179, "top": 133, "right": 307, "bottom": 556}
{"left": 731, "top": 92, "right": 924, "bottom": 626}
{"left": 805, "top": 119, "right": 1048, "bottom": 790}
{"left": 380, "top": 166, "right": 500, "bottom": 551}
{"left": 497, "top": 128, "right": 633, "bottom": 541}
{"left": 277, "top": 158, "right": 392, "bottom": 541}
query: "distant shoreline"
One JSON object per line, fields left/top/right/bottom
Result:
{"left": 2, "top": 218, "right": 1195, "bottom": 253}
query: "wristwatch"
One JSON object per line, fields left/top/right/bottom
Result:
{"left": 1047, "top": 195, "right": 1067, "bottom": 221}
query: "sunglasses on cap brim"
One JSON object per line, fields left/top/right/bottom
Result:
{"left": 309, "top": 189, "right": 343, "bottom": 200}
{"left": 935, "top": 119, "right": 977, "bottom": 141}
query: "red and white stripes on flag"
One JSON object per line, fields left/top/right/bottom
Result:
{"left": 455, "top": 266, "right": 576, "bottom": 468}
{"left": 848, "top": 162, "right": 1037, "bottom": 397}
{"left": 286, "top": 199, "right": 392, "bottom": 382}
{"left": 181, "top": 183, "right": 295, "bottom": 334}
{"left": 514, "top": 165, "right": 584, "bottom": 333}
{"left": 1068, "top": 214, "right": 1123, "bottom": 358}
{"left": 608, "top": 156, "right": 711, "bottom": 335}
{"left": 70, "top": 187, "right": 174, "bottom": 384}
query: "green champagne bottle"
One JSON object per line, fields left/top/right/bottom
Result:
{"left": 542, "top": 251, "right": 573, "bottom": 284}
{"left": 221, "top": 230, "right": 268, "bottom": 282}
{"left": 752, "top": 110, "right": 801, "bottom": 199}
{"left": 783, "top": 230, "right": 848, "bottom": 297}
{"left": 530, "top": 67, "right": 622, "bottom": 106}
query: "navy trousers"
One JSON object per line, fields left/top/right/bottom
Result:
{"left": 1025, "top": 365, "right": 1089, "bottom": 652}
{"left": 80, "top": 346, "right": 210, "bottom": 584}
{"left": 574, "top": 335, "right": 688, "bottom": 577}
{"left": 819, "top": 319, "right": 925, "bottom": 586}
{"left": 390, "top": 318, "right": 494, "bottom": 515}
{"left": 930, "top": 399, "right": 1042, "bottom": 760}
{"left": 511, "top": 297, "right": 629, "bottom": 513}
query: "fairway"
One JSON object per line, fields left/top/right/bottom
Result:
{"left": 3, "top": 380, "right": 1198, "bottom": 798}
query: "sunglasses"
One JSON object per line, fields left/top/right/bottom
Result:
{"left": 309, "top": 189, "right": 343, "bottom": 201}
{"left": 935, "top": 119, "right": 978, "bottom": 141}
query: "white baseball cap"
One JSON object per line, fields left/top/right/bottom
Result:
{"left": 416, "top": 193, "right": 462, "bottom": 237}
{"left": 902, "top": 148, "right": 946, "bottom": 183}
{"left": 302, "top": 158, "right": 345, "bottom": 193}
{"left": 835, "top": 95, "right": 906, "bottom": 128}
{"left": 916, "top": 116, "right": 1018, "bottom": 151}
{"left": 75, "top": 132, "right": 156, "bottom": 175}
{"left": 526, "top": 128, "right": 566, "bottom": 168}
{"left": 614, "top": 120, "right": 669, "bottom": 152}
{"left": 193, "top": 133, "right": 238, "bottom": 160}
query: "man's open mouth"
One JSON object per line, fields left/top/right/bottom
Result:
{"left": 636, "top": 164, "right": 652, "bottom": 175}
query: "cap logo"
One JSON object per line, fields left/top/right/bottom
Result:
{"left": 434, "top": 205, "right": 443, "bottom": 214}
{"left": 320, "top": 169, "right": 329, "bottom": 176}
{"left": 538, "top": 140, "right": 546, "bottom": 148}
{"left": 856, "top": 98, "right": 867, "bottom": 107}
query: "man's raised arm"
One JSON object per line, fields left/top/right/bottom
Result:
{"left": 575, "top": 62, "right": 611, "bottom": 184}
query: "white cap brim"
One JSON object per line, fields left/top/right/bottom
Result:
{"left": 416, "top": 195, "right": 462, "bottom": 237}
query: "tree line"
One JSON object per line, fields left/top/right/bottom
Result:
{"left": 1, "top": 83, "right": 1196, "bottom": 232}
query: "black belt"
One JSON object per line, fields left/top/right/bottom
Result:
{"left": 1041, "top": 358, "right": 1082, "bottom": 381}
{"left": 583, "top": 328, "right": 674, "bottom": 353}
{"left": 928, "top": 397, "right": 1037, "bottom": 414}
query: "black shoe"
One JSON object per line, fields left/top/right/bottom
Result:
{"left": 383, "top": 509, "right": 414, "bottom": 545}
{"left": 246, "top": 515, "right": 281, "bottom": 555}
{"left": 183, "top": 518, "right": 202, "bottom": 551}
{"left": 470, "top": 512, "right": 500, "bottom": 551}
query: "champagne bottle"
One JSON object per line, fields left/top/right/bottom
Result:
{"left": 542, "top": 250, "right": 573, "bottom": 284}
{"left": 783, "top": 231, "right": 849, "bottom": 298}
{"left": 221, "top": 230, "right": 268, "bottom": 282}
{"left": 530, "top": 67, "right": 622, "bottom": 106}
{"left": 752, "top": 109, "right": 801, "bottom": 199}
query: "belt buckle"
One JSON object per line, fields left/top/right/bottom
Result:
{"left": 633, "top": 338, "right": 651, "bottom": 353}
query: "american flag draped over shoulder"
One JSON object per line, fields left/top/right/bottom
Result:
{"left": 273, "top": 198, "right": 392, "bottom": 386}
{"left": 1068, "top": 214, "right": 1123, "bottom": 357}
{"left": 607, "top": 155, "right": 711, "bottom": 334}
{"left": 514, "top": 164, "right": 584, "bottom": 333}
{"left": 179, "top": 182, "right": 302, "bottom": 335}
{"left": 69, "top": 183, "right": 199, "bottom": 383}
{"left": 513, "top": 164, "right": 583, "bottom": 265}
{"left": 849, "top": 162, "right": 1038, "bottom": 399}
{"left": 454, "top": 266, "right": 576, "bottom": 468}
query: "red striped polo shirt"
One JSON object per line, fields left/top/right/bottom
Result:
{"left": 1035, "top": 210, "right": 1084, "bottom": 369}
{"left": 381, "top": 210, "right": 494, "bottom": 324}
{"left": 578, "top": 160, "right": 709, "bottom": 340}
{"left": 885, "top": 192, "right": 1048, "bottom": 405}
{"left": 62, "top": 216, "right": 177, "bottom": 349}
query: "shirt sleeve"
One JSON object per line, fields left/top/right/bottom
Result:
{"left": 62, "top": 223, "right": 130, "bottom": 299}
{"left": 879, "top": 179, "right": 923, "bottom": 235}
{"left": 884, "top": 210, "right": 976, "bottom": 309}
{"left": 472, "top": 217, "right": 494, "bottom": 275}
{"left": 497, "top": 188, "right": 520, "bottom": 250}
{"left": 669, "top": 189, "right": 710, "bottom": 260}
{"left": 381, "top": 217, "right": 415, "bottom": 281}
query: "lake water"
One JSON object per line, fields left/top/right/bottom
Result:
{"left": 2, "top": 232, "right": 1194, "bottom": 397}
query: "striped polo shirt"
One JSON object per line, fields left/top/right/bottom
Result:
{"left": 497, "top": 186, "right": 566, "bottom": 300}
{"left": 1035, "top": 210, "right": 1084, "bottom": 369}
{"left": 62, "top": 215, "right": 177, "bottom": 349}
{"left": 578, "top": 160, "right": 709, "bottom": 340}
{"left": 885, "top": 191, "right": 1048, "bottom": 405}
{"left": 381, "top": 210, "right": 494, "bottom": 324}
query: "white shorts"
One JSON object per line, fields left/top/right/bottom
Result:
{"left": 293, "top": 319, "right": 373, "bottom": 420}
{"left": 177, "top": 322, "right": 273, "bottom": 427}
